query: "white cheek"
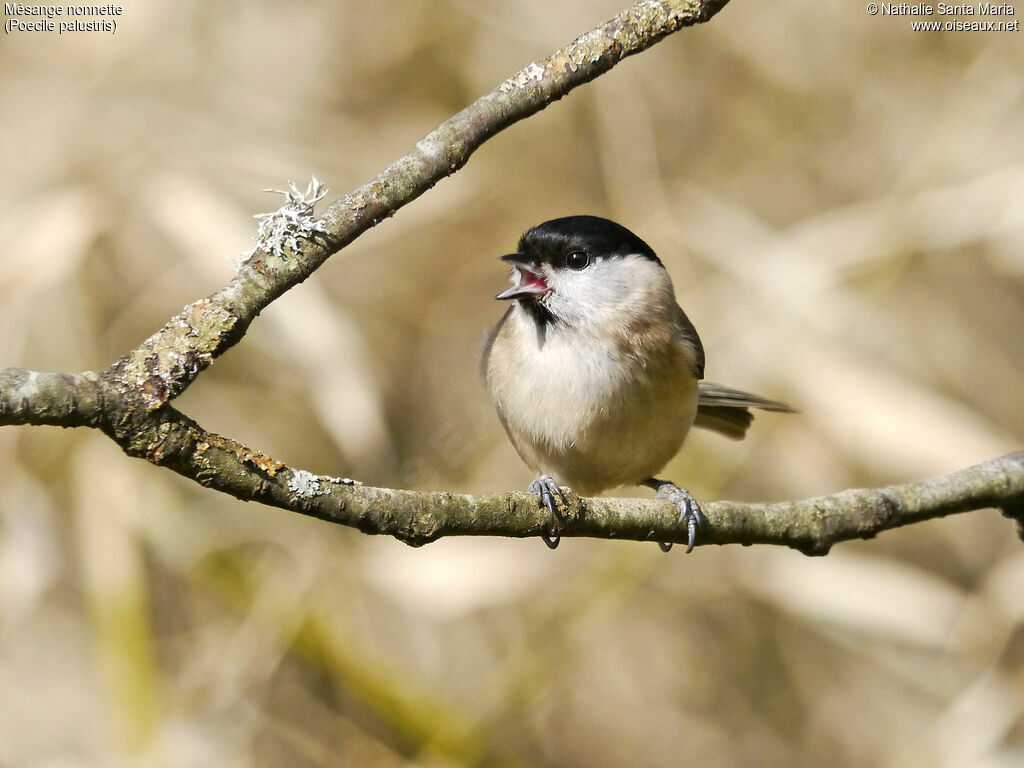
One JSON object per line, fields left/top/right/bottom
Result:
{"left": 543, "top": 258, "right": 667, "bottom": 327}
{"left": 543, "top": 270, "right": 603, "bottom": 325}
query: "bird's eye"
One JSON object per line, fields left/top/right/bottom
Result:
{"left": 565, "top": 251, "right": 590, "bottom": 270}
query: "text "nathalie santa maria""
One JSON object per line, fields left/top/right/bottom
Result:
{"left": 876, "top": 3, "right": 1015, "bottom": 13}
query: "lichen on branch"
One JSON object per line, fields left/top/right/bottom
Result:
{"left": 249, "top": 178, "right": 331, "bottom": 261}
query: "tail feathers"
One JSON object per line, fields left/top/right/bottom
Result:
{"left": 693, "top": 405, "right": 755, "bottom": 440}
{"left": 694, "top": 382, "right": 795, "bottom": 440}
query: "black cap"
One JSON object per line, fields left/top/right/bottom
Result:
{"left": 517, "top": 216, "right": 661, "bottom": 268}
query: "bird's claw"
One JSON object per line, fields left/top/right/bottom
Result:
{"left": 540, "top": 531, "right": 560, "bottom": 549}
{"left": 650, "top": 481, "right": 705, "bottom": 554}
{"left": 529, "top": 475, "right": 566, "bottom": 518}
{"left": 529, "top": 475, "right": 566, "bottom": 549}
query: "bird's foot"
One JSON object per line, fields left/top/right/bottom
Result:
{"left": 528, "top": 475, "right": 566, "bottom": 549}
{"left": 645, "top": 479, "right": 706, "bottom": 554}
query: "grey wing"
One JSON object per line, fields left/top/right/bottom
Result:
{"left": 675, "top": 305, "right": 705, "bottom": 379}
{"left": 694, "top": 382, "right": 795, "bottom": 440}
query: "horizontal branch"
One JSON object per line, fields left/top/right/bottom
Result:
{"left": 3, "top": 372, "right": 1022, "bottom": 554}
{"left": 68, "top": 397, "right": 1024, "bottom": 555}
{"left": 0, "top": 368, "right": 104, "bottom": 428}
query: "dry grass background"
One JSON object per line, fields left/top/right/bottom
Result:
{"left": 2, "top": 1, "right": 1024, "bottom": 766}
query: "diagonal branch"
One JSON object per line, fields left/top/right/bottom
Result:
{"left": 103, "top": 0, "right": 733, "bottom": 412}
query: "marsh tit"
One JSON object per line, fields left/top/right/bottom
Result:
{"left": 483, "top": 216, "right": 793, "bottom": 552}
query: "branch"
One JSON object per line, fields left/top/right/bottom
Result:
{"left": 3, "top": 365, "right": 1018, "bottom": 554}
{"left": 2, "top": 0, "right": 1022, "bottom": 555}
{"left": 103, "top": 0, "right": 733, "bottom": 412}
{"left": 119, "top": 439, "right": 1024, "bottom": 554}
{"left": 0, "top": 369, "right": 105, "bottom": 428}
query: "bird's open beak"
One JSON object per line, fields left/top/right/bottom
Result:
{"left": 495, "top": 253, "right": 549, "bottom": 301}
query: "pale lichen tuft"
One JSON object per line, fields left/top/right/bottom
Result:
{"left": 287, "top": 469, "right": 327, "bottom": 498}
{"left": 247, "top": 177, "right": 330, "bottom": 262}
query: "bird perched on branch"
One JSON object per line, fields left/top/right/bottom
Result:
{"left": 483, "top": 216, "right": 793, "bottom": 552}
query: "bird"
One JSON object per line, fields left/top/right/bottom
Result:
{"left": 482, "top": 215, "right": 793, "bottom": 552}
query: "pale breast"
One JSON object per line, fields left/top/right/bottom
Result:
{"left": 485, "top": 306, "right": 699, "bottom": 495}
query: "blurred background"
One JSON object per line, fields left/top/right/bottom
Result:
{"left": 2, "top": 1, "right": 1023, "bottom": 765}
